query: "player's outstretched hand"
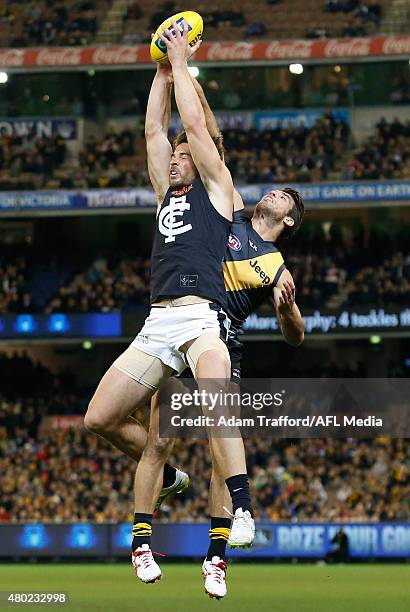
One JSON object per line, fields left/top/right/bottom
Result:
{"left": 277, "top": 280, "right": 296, "bottom": 314}
{"left": 158, "top": 19, "right": 202, "bottom": 68}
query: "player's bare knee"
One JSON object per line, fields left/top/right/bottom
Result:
{"left": 84, "top": 401, "right": 116, "bottom": 435}
{"left": 144, "top": 436, "right": 173, "bottom": 461}
{"left": 196, "top": 349, "right": 230, "bottom": 379}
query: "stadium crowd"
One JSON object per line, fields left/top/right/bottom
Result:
{"left": 0, "top": 418, "right": 408, "bottom": 523}
{"left": 3, "top": 116, "right": 409, "bottom": 192}
{"left": 0, "top": 132, "right": 67, "bottom": 191}
{"left": 224, "top": 113, "right": 350, "bottom": 184}
{"left": 0, "top": 0, "right": 389, "bottom": 49}
{"left": 1, "top": 1, "right": 109, "bottom": 48}
{"left": 45, "top": 255, "right": 150, "bottom": 314}
{"left": 0, "top": 114, "right": 353, "bottom": 191}
{"left": 345, "top": 252, "right": 410, "bottom": 308}
{"left": 0, "top": 348, "right": 408, "bottom": 524}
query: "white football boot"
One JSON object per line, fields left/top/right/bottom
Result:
{"left": 202, "top": 556, "right": 228, "bottom": 599}
{"left": 226, "top": 507, "right": 255, "bottom": 548}
{"left": 132, "top": 544, "right": 162, "bottom": 583}
{"left": 155, "top": 468, "right": 190, "bottom": 510}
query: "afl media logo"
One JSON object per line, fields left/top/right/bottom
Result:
{"left": 228, "top": 234, "right": 242, "bottom": 251}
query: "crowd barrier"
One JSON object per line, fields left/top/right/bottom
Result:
{"left": 1, "top": 523, "right": 409, "bottom": 558}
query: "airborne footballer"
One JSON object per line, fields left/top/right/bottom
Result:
{"left": 84, "top": 19, "right": 255, "bottom": 585}
{"left": 131, "top": 78, "right": 305, "bottom": 595}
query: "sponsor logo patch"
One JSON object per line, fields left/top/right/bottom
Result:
{"left": 155, "top": 17, "right": 192, "bottom": 52}
{"left": 250, "top": 259, "right": 271, "bottom": 285}
{"left": 180, "top": 274, "right": 198, "bottom": 287}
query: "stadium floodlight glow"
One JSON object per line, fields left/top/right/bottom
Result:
{"left": 0, "top": 71, "right": 8, "bottom": 84}
{"left": 188, "top": 66, "right": 200, "bottom": 78}
{"left": 370, "top": 335, "right": 382, "bottom": 345}
{"left": 289, "top": 63, "right": 303, "bottom": 75}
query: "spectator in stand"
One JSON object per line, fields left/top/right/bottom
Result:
{"left": 244, "top": 21, "right": 267, "bottom": 37}
{"left": 0, "top": 256, "right": 34, "bottom": 314}
{"left": 206, "top": 6, "right": 246, "bottom": 29}
{"left": 342, "top": 15, "right": 367, "bottom": 37}
{"left": 125, "top": 1, "right": 143, "bottom": 21}
{"left": 343, "top": 117, "right": 410, "bottom": 181}
{"left": 325, "top": 1, "right": 360, "bottom": 13}
{"left": 325, "top": 0, "right": 381, "bottom": 35}
{"left": 149, "top": 1, "right": 176, "bottom": 31}
{"left": 390, "top": 77, "right": 410, "bottom": 105}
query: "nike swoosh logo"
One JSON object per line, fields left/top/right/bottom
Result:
{"left": 233, "top": 488, "right": 243, "bottom": 492}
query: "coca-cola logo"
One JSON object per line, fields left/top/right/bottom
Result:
{"left": 266, "top": 40, "right": 313, "bottom": 59}
{"left": 324, "top": 38, "right": 370, "bottom": 57}
{"left": 0, "top": 49, "right": 25, "bottom": 67}
{"left": 92, "top": 47, "right": 139, "bottom": 65}
{"left": 36, "top": 48, "right": 82, "bottom": 66}
{"left": 206, "top": 43, "right": 254, "bottom": 62}
{"left": 382, "top": 36, "right": 410, "bottom": 55}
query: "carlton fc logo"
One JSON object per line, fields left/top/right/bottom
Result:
{"left": 159, "top": 195, "right": 192, "bottom": 243}
{"left": 228, "top": 234, "right": 242, "bottom": 251}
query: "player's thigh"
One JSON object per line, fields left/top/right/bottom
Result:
{"left": 86, "top": 348, "right": 173, "bottom": 430}
{"left": 182, "top": 333, "right": 231, "bottom": 379}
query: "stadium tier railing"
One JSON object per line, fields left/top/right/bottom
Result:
{"left": 0, "top": 180, "right": 409, "bottom": 215}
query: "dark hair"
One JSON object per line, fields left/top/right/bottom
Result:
{"left": 172, "top": 130, "right": 225, "bottom": 160}
{"left": 280, "top": 187, "right": 305, "bottom": 239}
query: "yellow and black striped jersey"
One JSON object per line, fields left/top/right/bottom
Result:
{"left": 223, "top": 209, "right": 286, "bottom": 327}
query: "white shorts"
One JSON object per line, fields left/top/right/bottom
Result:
{"left": 131, "top": 302, "right": 230, "bottom": 374}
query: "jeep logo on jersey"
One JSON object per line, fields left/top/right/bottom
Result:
{"left": 158, "top": 196, "right": 193, "bottom": 243}
{"left": 250, "top": 259, "right": 271, "bottom": 285}
{"left": 228, "top": 234, "right": 242, "bottom": 251}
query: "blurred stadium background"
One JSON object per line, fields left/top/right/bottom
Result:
{"left": 0, "top": 0, "right": 409, "bottom": 609}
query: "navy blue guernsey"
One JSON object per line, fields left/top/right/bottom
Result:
{"left": 223, "top": 209, "right": 286, "bottom": 328}
{"left": 150, "top": 177, "right": 231, "bottom": 306}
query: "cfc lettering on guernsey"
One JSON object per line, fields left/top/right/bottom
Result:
{"left": 158, "top": 196, "right": 193, "bottom": 243}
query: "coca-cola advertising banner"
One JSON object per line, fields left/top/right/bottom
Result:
{"left": 0, "top": 35, "right": 409, "bottom": 69}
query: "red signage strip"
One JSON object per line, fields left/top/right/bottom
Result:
{"left": 0, "top": 36, "right": 409, "bottom": 69}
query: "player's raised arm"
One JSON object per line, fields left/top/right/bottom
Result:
{"left": 145, "top": 64, "right": 173, "bottom": 206}
{"left": 273, "top": 269, "right": 305, "bottom": 346}
{"left": 191, "top": 77, "right": 245, "bottom": 213}
{"left": 191, "top": 77, "right": 221, "bottom": 144}
{"left": 158, "top": 21, "right": 233, "bottom": 221}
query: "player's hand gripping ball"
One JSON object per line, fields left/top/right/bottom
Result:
{"left": 150, "top": 11, "right": 203, "bottom": 64}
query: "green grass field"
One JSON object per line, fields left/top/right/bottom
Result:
{"left": 1, "top": 563, "right": 409, "bottom": 612}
